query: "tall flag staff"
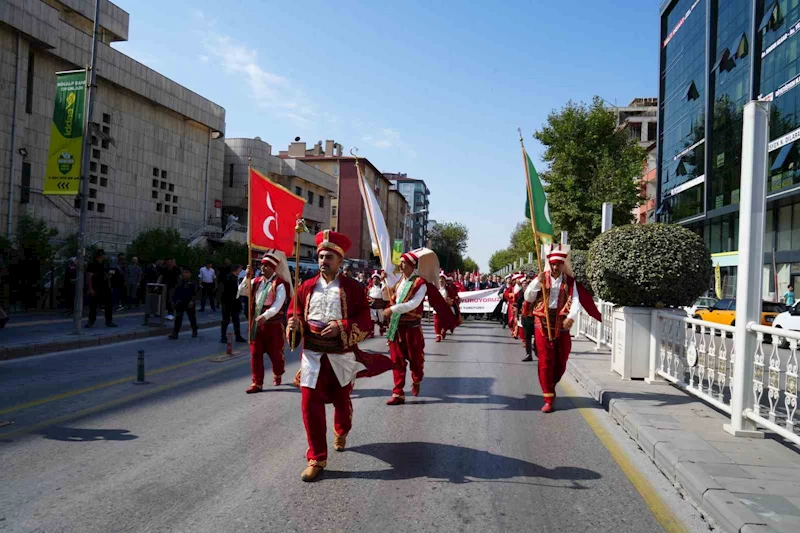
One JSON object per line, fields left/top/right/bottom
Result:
{"left": 519, "top": 128, "right": 554, "bottom": 340}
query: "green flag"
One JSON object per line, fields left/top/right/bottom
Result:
{"left": 523, "top": 152, "right": 553, "bottom": 244}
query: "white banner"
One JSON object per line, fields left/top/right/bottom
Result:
{"left": 424, "top": 288, "right": 502, "bottom": 314}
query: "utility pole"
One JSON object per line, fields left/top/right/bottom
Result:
{"left": 72, "top": 0, "right": 100, "bottom": 335}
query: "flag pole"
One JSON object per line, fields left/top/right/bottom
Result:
{"left": 247, "top": 157, "right": 253, "bottom": 344}
{"left": 519, "top": 128, "right": 553, "bottom": 341}
{"left": 291, "top": 219, "right": 303, "bottom": 349}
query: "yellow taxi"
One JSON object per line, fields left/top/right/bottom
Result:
{"left": 694, "top": 299, "right": 784, "bottom": 327}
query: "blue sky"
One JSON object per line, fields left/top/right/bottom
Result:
{"left": 115, "top": 0, "right": 658, "bottom": 270}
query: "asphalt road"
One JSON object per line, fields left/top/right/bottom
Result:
{"left": 0, "top": 321, "right": 709, "bottom": 533}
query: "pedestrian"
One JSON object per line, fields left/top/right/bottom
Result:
{"left": 240, "top": 252, "right": 291, "bottom": 391}
{"left": 357, "top": 271, "right": 367, "bottom": 287}
{"left": 286, "top": 230, "right": 393, "bottom": 482}
{"left": 168, "top": 267, "right": 198, "bottom": 340}
{"left": 220, "top": 263, "right": 247, "bottom": 344}
{"left": 86, "top": 249, "right": 117, "bottom": 328}
{"left": 198, "top": 260, "right": 217, "bottom": 312}
{"left": 785, "top": 285, "right": 796, "bottom": 307}
{"left": 158, "top": 258, "right": 180, "bottom": 320}
{"left": 518, "top": 272, "right": 537, "bottom": 362}
{"left": 111, "top": 253, "right": 126, "bottom": 311}
{"left": 125, "top": 257, "right": 143, "bottom": 308}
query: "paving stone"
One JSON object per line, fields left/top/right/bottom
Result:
{"left": 704, "top": 489, "right": 768, "bottom": 533}
{"left": 696, "top": 462, "right": 756, "bottom": 480}
{"left": 737, "top": 494, "right": 800, "bottom": 533}
{"left": 741, "top": 466, "right": 800, "bottom": 482}
{"left": 677, "top": 462, "right": 723, "bottom": 504}
{"left": 740, "top": 525, "right": 781, "bottom": 533}
{"left": 622, "top": 412, "right": 655, "bottom": 438}
{"left": 713, "top": 477, "right": 800, "bottom": 496}
{"left": 609, "top": 398, "right": 635, "bottom": 424}
{"left": 656, "top": 445, "right": 735, "bottom": 482}
{"left": 636, "top": 425, "right": 668, "bottom": 460}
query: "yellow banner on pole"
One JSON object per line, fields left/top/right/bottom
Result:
{"left": 44, "top": 70, "right": 86, "bottom": 195}
{"left": 714, "top": 264, "right": 722, "bottom": 299}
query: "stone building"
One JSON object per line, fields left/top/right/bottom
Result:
{"left": 1, "top": 0, "right": 225, "bottom": 251}
{"left": 385, "top": 173, "right": 430, "bottom": 249}
{"left": 279, "top": 139, "right": 408, "bottom": 262}
{"left": 224, "top": 137, "right": 336, "bottom": 261}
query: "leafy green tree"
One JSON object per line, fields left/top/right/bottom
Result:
{"left": 16, "top": 214, "right": 58, "bottom": 270}
{"left": 534, "top": 97, "right": 646, "bottom": 248}
{"left": 489, "top": 248, "right": 518, "bottom": 273}
{"left": 462, "top": 256, "right": 478, "bottom": 273}
{"left": 429, "top": 222, "right": 468, "bottom": 272}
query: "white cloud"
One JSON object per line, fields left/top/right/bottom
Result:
{"left": 365, "top": 128, "right": 401, "bottom": 149}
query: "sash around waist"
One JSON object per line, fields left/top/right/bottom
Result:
{"left": 305, "top": 319, "right": 347, "bottom": 353}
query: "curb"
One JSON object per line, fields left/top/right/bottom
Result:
{"left": 565, "top": 359, "right": 777, "bottom": 533}
{"left": 2, "top": 319, "right": 221, "bottom": 361}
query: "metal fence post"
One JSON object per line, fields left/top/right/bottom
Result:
{"left": 725, "top": 101, "right": 768, "bottom": 438}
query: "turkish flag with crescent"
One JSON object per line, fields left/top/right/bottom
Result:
{"left": 249, "top": 168, "right": 306, "bottom": 255}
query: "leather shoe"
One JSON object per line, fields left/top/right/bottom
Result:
{"left": 245, "top": 384, "right": 262, "bottom": 394}
{"left": 334, "top": 434, "right": 346, "bottom": 452}
{"left": 435, "top": 335, "right": 441, "bottom": 343}
{"left": 522, "top": 355, "right": 533, "bottom": 362}
{"left": 292, "top": 370, "right": 302, "bottom": 388}
{"left": 273, "top": 375, "right": 282, "bottom": 386}
{"left": 411, "top": 383, "right": 421, "bottom": 397}
{"left": 301, "top": 464, "right": 325, "bottom": 482}
{"left": 386, "top": 395, "right": 405, "bottom": 406}
{"left": 541, "top": 402, "right": 554, "bottom": 413}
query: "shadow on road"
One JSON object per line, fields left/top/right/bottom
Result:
{"left": 327, "top": 441, "right": 602, "bottom": 486}
{"left": 39, "top": 426, "right": 138, "bottom": 442}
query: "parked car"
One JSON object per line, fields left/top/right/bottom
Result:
{"left": 684, "top": 296, "right": 719, "bottom": 317}
{"left": 694, "top": 299, "right": 781, "bottom": 327}
{"left": 771, "top": 302, "right": 800, "bottom": 348}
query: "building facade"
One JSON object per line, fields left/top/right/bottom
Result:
{"left": 386, "top": 173, "right": 430, "bottom": 249}
{"left": 657, "top": 0, "right": 800, "bottom": 299}
{"left": 613, "top": 98, "right": 658, "bottom": 224}
{"left": 224, "top": 138, "right": 336, "bottom": 261}
{"left": 1, "top": 0, "right": 226, "bottom": 252}
{"left": 279, "top": 140, "right": 407, "bottom": 262}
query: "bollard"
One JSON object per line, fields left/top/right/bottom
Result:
{"left": 227, "top": 332, "right": 233, "bottom": 355}
{"left": 134, "top": 349, "right": 146, "bottom": 384}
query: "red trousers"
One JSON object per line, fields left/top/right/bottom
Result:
{"left": 433, "top": 314, "right": 446, "bottom": 336}
{"left": 389, "top": 325, "right": 425, "bottom": 397}
{"left": 249, "top": 320, "right": 285, "bottom": 386}
{"left": 301, "top": 355, "right": 353, "bottom": 463}
{"left": 508, "top": 306, "right": 516, "bottom": 330}
{"left": 534, "top": 325, "right": 571, "bottom": 400}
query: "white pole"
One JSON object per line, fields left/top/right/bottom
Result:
{"left": 561, "top": 231, "right": 568, "bottom": 245}
{"left": 645, "top": 310, "right": 660, "bottom": 383}
{"left": 724, "top": 101, "right": 768, "bottom": 438}
{"left": 601, "top": 202, "right": 613, "bottom": 232}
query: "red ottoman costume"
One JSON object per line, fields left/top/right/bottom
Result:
{"left": 434, "top": 274, "right": 460, "bottom": 341}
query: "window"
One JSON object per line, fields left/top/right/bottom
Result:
{"left": 759, "top": 1, "right": 779, "bottom": 32}
{"left": 295, "top": 186, "right": 302, "bottom": 196}
{"left": 160, "top": 181, "right": 167, "bottom": 190}
{"left": 778, "top": 205, "right": 792, "bottom": 251}
{"left": 307, "top": 191, "right": 314, "bottom": 204}
{"left": 168, "top": 184, "right": 174, "bottom": 192}
{"left": 90, "top": 175, "right": 98, "bottom": 184}
{"left": 89, "top": 188, "right": 97, "bottom": 198}
{"left": 153, "top": 168, "right": 159, "bottom": 177}
{"left": 102, "top": 113, "right": 110, "bottom": 124}
{"left": 319, "top": 195, "right": 324, "bottom": 208}
{"left": 92, "top": 149, "right": 100, "bottom": 159}
{"left": 97, "top": 203, "right": 105, "bottom": 213}
{"left": 152, "top": 191, "right": 158, "bottom": 199}
{"left": 100, "top": 177, "right": 107, "bottom": 187}
{"left": 102, "top": 125, "right": 109, "bottom": 135}
{"left": 25, "top": 51, "right": 34, "bottom": 114}
{"left": 172, "top": 206, "right": 178, "bottom": 215}
{"left": 172, "top": 196, "right": 178, "bottom": 204}
{"left": 686, "top": 80, "right": 700, "bottom": 100}
{"left": 229, "top": 163, "right": 234, "bottom": 188}
{"left": 20, "top": 162, "right": 31, "bottom": 204}
{"left": 165, "top": 194, "right": 171, "bottom": 202}
{"left": 74, "top": 197, "right": 80, "bottom": 209}
{"left": 92, "top": 136, "right": 98, "bottom": 146}
{"left": 156, "top": 203, "right": 162, "bottom": 212}
{"left": 152, "top": 179, "right": 158, "bottom": 188}
{"left": 101, "top": 139, "right": 109, "bottom": 149}
{"left": 161, "top": 170, "right": 167, "bottom": 179}
{"left": 88, "top": 201, "right": 94, "bottom": 211}
{"left": 100, "top": 164, "right": 108, "bottom": 174}
{"left": 332, "top": 206, "right": 337, "bottom": 217}
{"left": 90, "top": 162, "right": 97, "bottom": 172}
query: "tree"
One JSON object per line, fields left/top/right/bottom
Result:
{"left": 462, "top": 256, "right": 478, "bottom": 273}
{"left": 489, "top": 248, "right": 518, "bottom": 273}
{"left": 428, "top": 222, "right": 468, "bottom": 272}
{"left": 534, "top": 97, "right": 646, "bottom": 248}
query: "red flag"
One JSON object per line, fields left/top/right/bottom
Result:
{"left": 249, "top": 168, "right": 305, "bottom": 255}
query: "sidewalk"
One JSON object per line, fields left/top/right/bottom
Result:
{"left": 0, "top": 308, "right": 224, "bottom": 360}
{"left": 566, "top": 337, "right": 800, "bottom": 533}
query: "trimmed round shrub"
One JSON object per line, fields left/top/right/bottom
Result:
{"left": 570, "top": 249, "right": 590, "bottom": 293}
{"left": 587, "top": 224, "right": 712, "bottom": 308}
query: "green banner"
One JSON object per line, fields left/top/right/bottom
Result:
{"left": 44, "top": 71, "right": 86, "bottom": 195}
{"left": 392, "top": 240, "right": 403, "bottom": 265}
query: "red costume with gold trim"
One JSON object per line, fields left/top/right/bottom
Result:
{"left": 388, "top": 275, "right": 427, "bottom": 399}
{"left": 249, "top": 273, "right": 290, "bottom": 386}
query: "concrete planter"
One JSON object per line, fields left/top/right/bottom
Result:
{"left": 611, "top": 306, "right": 685, "bottom": 379}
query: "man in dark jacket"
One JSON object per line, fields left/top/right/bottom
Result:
{"left": 220, "top": 264, "right": 246, "bottom": 343}
{"left": 168, "top": 267, "right": 198, "bottom": 340}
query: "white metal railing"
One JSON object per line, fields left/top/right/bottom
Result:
{"left": 578, "top": 300, "right": 614, "bottom": 348}
{"left": 654, "top": 312, "right": 800, "bottom": 445}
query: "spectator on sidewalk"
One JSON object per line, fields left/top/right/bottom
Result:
{"left": 110, "top": 253, "right": 126, "bottom": 311}
{"left": 198, "top": 260, "right": 217, "bottom": 312}
{"left": 158, "top": 258, "right": 180, "bottom": 320}
{"left": 168, "top": 267, "right": 198, "bottom": 340}
{"left": 86, "top": 249, "right": 117, "bottom": 328}
{"left": 220, "top": 264, "right": 246, "bottom": 343}
{"left": 784, "top": 285, "right": 796, "bottom": 307}
{"left": 126, "top": 257, "right": 143, "bottom": 309}
{"left": 141, "top": 259, "right": 160, "bottom": 311}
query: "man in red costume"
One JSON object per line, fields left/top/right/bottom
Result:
{"left": 524, "top": 245, "right": 599, "bottom": 413}
{"left": 434, "top": 272, "right": 460, "bottom": 342}
{"left": 287, "top": 230, "right": 392, "bottom": 482}
{"left": 366, "top": 270, "right": 390, "bottom": 336}
{"left": 240, "top": 251, "right": 291, "bottom": 393}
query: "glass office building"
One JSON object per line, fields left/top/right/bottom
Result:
{"left": 658, "top": 0, "right": 800, "bottom": 298}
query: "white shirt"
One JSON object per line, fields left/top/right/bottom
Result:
{"left": 390, "top": 276, "right": 428, "bottom": 315}
{"left": 198, "top": 266, "right": 216, "bottom": 284}
{"left": 368, "top": 282, "right": 387, "bottom": 300}
{"left": 524, "top": 274, "right": 581, "bottom": 321}
{"left": 237, "top": 274, "right": 287, "bottom": 322}
{"left": 300, "top": 274, "right": 366, "bottom": 389}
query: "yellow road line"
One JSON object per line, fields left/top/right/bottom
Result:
{"left": 560, "top": 378, "right": 687, "bottom": 533}
{"left": 0, "top": 360, "right": 249, "bottom": 440}
{"left": 0, "top": 350, "right": 242, "bottom": 417}
{"left": 5, "top": 312, "right": 144, "bottom": 328}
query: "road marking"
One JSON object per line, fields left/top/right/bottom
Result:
{"left": 0, "top": 360, "right": 249, "bottom": 440}
{"left": 0, "top": 350, "right": 242, "bottom": 417}
{"left": 560, "top": 378, "right": 687, "bottom": 533}
{"left": 4, "top": 312, "right": 144, "bottom": 328}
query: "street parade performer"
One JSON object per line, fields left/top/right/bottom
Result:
{"left": 384, "top": 249, "right": 456, "bottom": 405}
{"left": 239, "top": 250, "right": 291, "bottom": 392}
{"left": 524, "top": 244, "right": 600, "bottom": 413}
{"left": 286, "top": 230, "right": 393, "bottom": 482}
{"left": 517, "top": 271, "right": 537, "bottom": 362}
{"left": 366, "top": 270, "right": 390, "bottom": 336}
{"left": 434, "top": 272, "right": 460, "bottom": 342}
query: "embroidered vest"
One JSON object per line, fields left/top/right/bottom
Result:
{"left": 393, "top": 276, "right": 426, "bottom": 325}
{"left": 250, "top": 275, "right": 288, "bottom": 324}
{"left": 532, "top": 273, "right": 574, "bottom": 331}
